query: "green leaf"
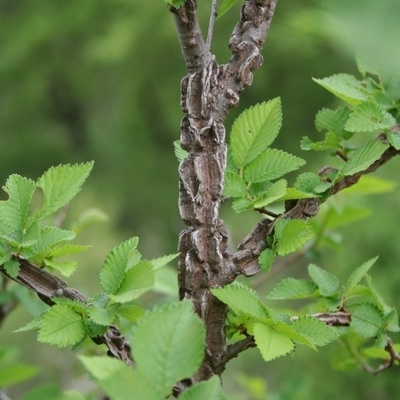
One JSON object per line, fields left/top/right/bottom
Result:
{"left": 211, "top": 282, "right": 269, "bottom": 319}
{"left": 387, "top": 132, "right": 400, "bottom": 150}
{"left": 217, "top": 0, "right": 238, "bottom": 20}
{"left": 0, "top": 363, "right": 38, "bottom": 388}
{"left": 109, "top": 261, "right": 155, "bottom": 303}
{"left": 323, "top": 205, "right": 371, "bottom": 230}
{"left": 154, "top": 266, "right": 179, "bottom": 296}
{"left": 223, "top": 171, "right": 247, "bottom": 198}
{"left": 173, "top": 140, "right": 189, "bottom": 162}
{"left": 341, "top": 140, "right": 388, "bottom": 176}
{"left": 0, "top": 175, "right": 36, "bottom": 232}
{"left": 244, "top": 149, "right": 305, "bottom": 183}
{"left": 99, "top": 237, "right": 139, "bottom": 295}
{"left": 232, "top": 197, "right": 253, "bottom": 213}
{"left": 165, "top": 0, "right": 186, "bottom": 8}
{"left": 351, "top": 303, "right": 384, "bottom": 338}
{"left": 295, "top": 172, "right": 323, "bottom": 195}
{"left": 38, "top": 304, "right": 86, "bottom": 348}
{"left": 345, "top": 100, "right": 396, "bottom": 132}
{"left": 300, "top": 131, "right": 341, "bottom": 152}
{"left": 231, "top": 99, "right": 282, "bottom": 168}
{"left": 3, "top": 258, "right": 20, "bottom": 279}
{"left": 274, "top": 321, "right": 317, "bottom": 350}
{"left": 291, "top": 316, "right": 339, "bottom": 346}
{"left": 275, "top": 219, "right": 315, "bottom": 256}
{"left": 36, "top": 162, "right": 94, "bottom": 220}
{"left": 253, "top": 179, "right": 287, "bottom": 208}
{"left": 307, "top": 264, "right": 339, "bottom": 297}
{"left": 258, "top": 249, "right": 275, "bottom": 273}
{"left": 344, "top": 256, "right": 378, "bottom": 294}
{"left": 280, "top": 187, "right": 316, "bottom": 201}
{"left": 116, "top": 304, "right": 144, "bottom": 323}
{"left": 312, "top": 74, "right": 368, "bottom": 105}
{"left": 89, "top": 304, "right": 120, "bottom": 326}
{"left": 80, "top": 356, "right": 159, "bottom": 400}
{"left": 148, "top": 252, "right": 179, "bottom": 271}
{"left": 48, "top": 244, "right": 92, "bottom": 257}
{"left": 71, "top": 208, "right": 108, "bottom": 234}
{"left": 356, "top": 53, "right": 382, "bottom": 78}
{"left": 266, "top": 278, "right": 317, "bottom": 300}
{"left": 44, "top": 259, "right": 77, "bottom": 277}
{"left": 342, "top": 175, "right": 396, "bottom": 195}
{"left": 180, "top": 376, "right": 226, "bottom": 400}
{"left": 252, "top": 323, "right": 294, "bottom": 361}
{"left": 132, "top": 301, "right": 205, "bottom": 396}
{"left": 30, "top": 226, "right": 76, "bottom": 256}
{"left": 315, "top": 107, "right": 352, "bottom": 139}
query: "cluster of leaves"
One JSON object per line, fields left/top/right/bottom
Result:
{"left": 0, "top": 162, "right": 94, "bottom": 278}
{"left": 213, "top": 256, "right": 400, "bottom": 368}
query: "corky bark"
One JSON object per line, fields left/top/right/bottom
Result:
{"left": 170, "top": 0, "right": 278, "bottom": 381}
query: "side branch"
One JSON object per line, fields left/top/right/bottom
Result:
{"left": 0, "top": 256, "right": 133, "bottom": 367}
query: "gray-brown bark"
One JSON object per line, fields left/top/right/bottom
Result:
{"left": 171, "top": 0, "right": 278, "bottom": 381}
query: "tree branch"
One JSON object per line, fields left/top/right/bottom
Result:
{"left": 0, "top": 255, "right": 134, "bottom": 367}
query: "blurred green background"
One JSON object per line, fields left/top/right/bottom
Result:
{"left": 1, "top": 0, "right": 399, "bottom": 399}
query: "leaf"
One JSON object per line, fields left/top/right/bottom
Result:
{"left": 387, "top": 132, "right": 400, "bottom": 150}
{"left": 252, "top": 323, "right": 294, "bottom": 362}
{"left": 342, "top": 175, "right": 396, "bottom": 195}
{"left": 232, "top": 197, "right": 253, "bottom": 213}
{"left": 356, "top": 53, "right": 382, "bottom": 78}
{"left": 165, "top": 0, "right": 186, "bottom": 8}
{"left": 0, "top": 175, "right": 36, "bottom": 232}
{"left": 345, "top": 100, "right": 396, "bottom": 132}
{"left": 99, "top": 237, "right": 139, "bottom": 295}
{"left": 211, "top": 282, "right": 269, "bottom": 319}
{"left": 180, "top": 376, "right": 227, "bottom": 400}
{"left": 35, "top": 162, "right": 94, "bottom": 220}
{"left": 291, "top": 316, "right": 339, "bottom": 346}
{"left": 323, "top": 206, "right": 371, "bottom": 230}
{"left": 44, "top": 259, "right": 77, "bottom": 277}
{"left": 300, "top": 132, "right": 341, "bottom": 152}
{"left": 217, "top": 0, "right": 238, "bottom": 20}
{"left": 173, "top": 140, "right": 189, "bottom": 162}
{"left": 258, "top": 249, "right": 275, "bottom": 273}
{"left": 315, "top": 107, "right": 352, "bottom": 139}
{"left": 244, "top": 148, "right": 305, "bottom": 183}
{"left": 275, "top": 219, "right": 315, "bottom": 256}
{"left": 38, "top": 304, "right": 86, "bottom": 348}
{"left": 312, "top": 74, "right": 368, "bottom": 105}
{"left": 294, "top": 172, "right": 323, "bottom": 195}
{"left": 0, "top": 363, "right": 38, "bottom": 388}
{"left": 148, "top": 252, "right": 179, "bottom": 271}
{"left": 80, "top": 356, "right": 160, "bottom": 400}
{"left": 154, "top": 266, "right": 179, "bottom": 296}
{"left": 223, "top": 171, "right": 247, "bottom": 198}
{"left": 116, "top": 304, "right": 144, "bottom": 323}
{"left": 231, "top": 99, "right": 282, "bottom": 168}
{"left": 89, "top": 304, "right": 120, "bottom": 326}
{"left": 266, "top": 278, "right": 317, "bottom": 300}
{"left": 109, "top": 261, "right": 155, "bottom": 303}
{"left": 253, "top": 179, "right": 287, "bottom": 208}
{"left": 48, "top": 244, "right": 92, "bottom": 257}
{"left": 72, "top": 208, "right": 108, "bottom": 234}
{"left": 3, "top": 258, "right": 20, "bottom": 279}
{"left": 30, "top": 226, "right": 76, "bottom": 256}
{"left": 307, "top": 264, "right": 339, "bottom": 297}
{"left": 274, "top": 321, "right": 317, "bottom": 350}
{"left": 341, "top": 140, "right": 388, "bottom": 176}
{"left": 351, "top": 303, "right": 384, "bottom": 338}
{"left": 132, "top": 301, "right": 205, "bottom": 396}
{"left": 344, "top": 256, "right": 378, "bottom": 293}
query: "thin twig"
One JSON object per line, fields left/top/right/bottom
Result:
{"left": 206, "top": 0, "right": 218, "bottom": 49}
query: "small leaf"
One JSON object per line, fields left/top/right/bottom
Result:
{"left": 30, "top": 226, "right": 76, "bottom": 257}
{"left": 38, "top": 304, "right": 86, "bottom": 348}
{"left": 291, "top": 316, "right": 339, "bottom": 346}
{"left": 0, "top": 175, "right": 36, "bottom": 232}
{"left": 217, "top": 0, "right": 238, "bottom": 20}
{"left": 312, "top": 74, "right": 368, "bottom": 105}
{"left": 253, "top": 179, "right": 287, "bottom": 208}
{"left": 345, "top": 100, "right": 396, "bottom": 132}
{"left": 99, "top": 237, "right": 139, "bottom": 295}
{"left": 275, "top": 219, "right": 315, "bottom": 256}
{"left": 231, "top": 99, "right": 282, "bottom": 168}
{"left": 351, "top": 303, "right": 384, "bottom": 338}
{"left": 132, "top": 301, "right": 205, "bottom": 396}
{"left": 173, "top": 140, "right": 189, "bottom": 162}
{"left": 232, "top": 197, "right": 253, "bottom": 213}
{"left": 300, "top": 132, "right": 341, "bottom": 152}
{"left": 109, "top": 261, "right": 154, "bottom": 303}
{"left": 0, "top": 363, "right": 38, "bottom": 388}
{"left": 117, "top": 304, "right": 144, "bottom": 323}
{"left": 267, "top": 278, "right": 317, "bottom": 300}
{"left": 341, "top": 140, "right": 388, "bottom": 176}
{"left": 307, "top": 264, "right": 339, "bottom": 297}
{"left": 323, "top": 206, "right": 371, "bottom": 230}
{"left": 345, "top": 256, "right": 378, "bottom": 293}
{"left": 180, "top": 376, "right": 227, "bottom": 400}
{"left": 252, "top": 323, "right": 294, "bottom": 362}
{"left": 387, "top": 132, "right": 400, "bottom": 150}
{"left": 258, "top": 249, "right": 275, "bottom": 273}
{"left": 315, "top": 107, "right": 352, "bottom": 139}
{"left": 3, "top": 258, "right": 20, "bottom": 279}
{"left": 342, "top": 175, "right": 396, "bottom": 195}
{"left": 275, "top": 321, "right": 316, "bottom": 350}
{"left": 48, "top": 244, "right": 92, "bottom": 257}
{"left": 211, "top": 282, "right": 269, "bottom": 319}
{"left": 165, "top": 0, "right": 186, "bottom": 7}
{"left": 148, "top": 253, "right": 179, "bottom": 271}
{"left": 295, "top": 172, "right": 323, "bottom": 195}
{"left": 36, "top": 162, "right": 94, "bottom": 220}
{"left": 223, "top": 171, "right": 247, "bottom": 198}
{"left": 44, "top": 259, "right": 77, "bottom": 277}
{"left": 244, "top": 149, "right": 305, "bottom": 183}
{"left": 89, "top": 304, "right": 120, "bottom": 326}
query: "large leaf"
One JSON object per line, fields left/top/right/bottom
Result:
{"left": 132, "top": 301, "right": 205, "bottom": 396}
{"left": 223, "top": 171, "right": 247, "bottom": 198}
{"left": 38, "top": 304, "right": 86, "bottom": 348}
{"left": 252, "top": 323, "right": 294, "bottom": 361}
{"left": 36, "top": 162, "right": 94, "bottom": 220}
{"left": 341, "top": 140, "right": 388, "bottom": 176}
{"left": 180, "top": 376, "right": 226, "bottom": 400}
{"left": 290, "top": 316, "right": 339, "bottom": 346}
{"left": 351, "top": 303, "right": 384, "bottom": 338}
{"left": 211, "top": 282, "right": 269, "bottom": 319}
{"left": 244, "top": 148, "right": 305, "bottom": 183}
{"left": 315, "top": 107, "right": 352, "bottom": 138}
{"left": 253, "top": 179, "right": 287, "bottom": 208}
{"left": 99, "top": 237, "right": 139, "bottom": 295}
{"left": 0, "top": 175, "right": 36, "bottom": 232}
{"left": 307, "top": 264, "right": 339, "bottom": 297}
{"left": 267, "top": 278, "right": 318, "bottom": 300}
{"left": 231, "top": 99, "right": 282, "bottom": 168}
